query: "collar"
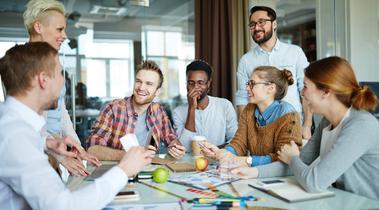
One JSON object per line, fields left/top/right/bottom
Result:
{"left": 254, "top": 38, "right": 282, "bottom": 54}
{"left": 254, "top": 100, "right": 280, "bottom": 121}
{"left": 5, "top": 96, "right": 45, "bottom": 132}
{"left": 197, "top": 95, "right": 212, "bottom": 111}
{"left": 126, "top": 96, "right": 154, "bottom": 117}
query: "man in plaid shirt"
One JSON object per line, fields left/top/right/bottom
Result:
{"left": 87, "top": 60, "right": 186, "bottom": 160}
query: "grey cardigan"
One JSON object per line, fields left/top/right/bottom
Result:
{"left": 256, "top": 108, "right": 379, "bottom": 200}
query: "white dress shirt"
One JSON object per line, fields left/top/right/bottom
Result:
{"left": 235, "top": 39, "right": 309, "bottom": 113}
{"left": 0, "top": 96, "right": 127, "bottom": 210}
{"left": 172, "top": 96, "right": 238, "bottom": 151}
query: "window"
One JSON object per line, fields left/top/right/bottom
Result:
{"left": 142, "top": 26, "right": 194, "bottom": 101}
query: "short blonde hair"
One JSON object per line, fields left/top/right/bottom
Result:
{"left": 23, "top": 0, "right": 65, "bottom": 35}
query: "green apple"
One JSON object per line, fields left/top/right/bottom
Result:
{"left": 195, "top": 157, "right": 209, "bottom": 171}
{"left": 152, "top": 167, "right": 169, "bottom": 183}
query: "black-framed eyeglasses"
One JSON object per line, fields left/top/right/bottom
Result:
{"left": 248, "top": 19, "right": 273, "bottom": 29}
{"left": 246, "top": 80, "right": 271, "bottom": 88}
{"left": 187, "top": 80, "right": 208, "bottom": 87}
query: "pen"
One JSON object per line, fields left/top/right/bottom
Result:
{"left": 195, "top": 198, "right": 243, "bottom": 203}
{"left": 193, "top": 201, "right": 246, "bottom": 207}
{"left": 217, "top": 201, "right": 245, "bottom": 207}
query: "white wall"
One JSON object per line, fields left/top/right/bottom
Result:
{"left": 349, "top": 0, "right": 379, "bottom": 82}
{"left": 317, "top": 0, "right": 379, "bottom": 82}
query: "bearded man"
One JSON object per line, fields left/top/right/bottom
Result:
{"left": 172, "top": 60, "right": 238, "bottom": 151}
{"left": 234, "top": 6, "right": 313, "bottom": 140}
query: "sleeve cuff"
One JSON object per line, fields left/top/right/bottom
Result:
{"left": 225, "top": 145, "right": 237, "bottom": 155}
{"left": 235, "top": 91, "right": 249, "bottom": 106}
{"left": 289, "top": 155, "right": 306, "bottom": 176}
{"left": 43, "top": 135, "right": 48, "bottom": 151}
{"left": 98, "top": 166, "right": 128, "bottom": 193}
{"left": 252, "top": 155, "right": 272, "bottom": 167}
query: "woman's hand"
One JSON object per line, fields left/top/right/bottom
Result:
{"left": 61, "top": 157, "right": 90, "bottom": 176}
{"left": 200, "top": 142, "right": 220, "bottom": 160}
{"left": 277, "top": 141, "right": 300, "bottom": 164}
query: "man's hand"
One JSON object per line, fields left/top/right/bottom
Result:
{"left": 230, "top": 167, "right": 259, "bottom": 179}
{"left": 75, "top": 149, "right": 101, "bottom": 167}
{"left": 118, "top": 146, "right": 154, "bottom": 177}
{"left": 61, "top": 157, "right": 90, "bottom": 176}
{"left": 46, "top": 136, "right": 81, "bottom": 158}
{"left": 146, "top": 145, "right": 157, "bottom": 155}
{"left": 187, "top": 87, "right": 201, "bottom": 110}
{"left": 167, "top": 135, "right": 186, "bottom": 159}
{"left": 277, "top": 141, "right": 300, "bottom": 164}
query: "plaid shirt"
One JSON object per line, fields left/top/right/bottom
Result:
{"left": 86, "top": 96, "right": 175, "bottom": 150}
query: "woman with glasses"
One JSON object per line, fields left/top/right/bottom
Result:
{"left": 232, "top": 57, "right": 379, "bottom": 200}
{"left": 202, "top": 66, "right": 302, "bottom": 167}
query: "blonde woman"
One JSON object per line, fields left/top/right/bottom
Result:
{"left": 202, "top": 66, "right": 302, "bottom": 167}
{"left": 23, "top": 0, "right": 99, "bottom": 176}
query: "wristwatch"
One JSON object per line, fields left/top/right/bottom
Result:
{"left": 246, "top": 156, "right": 252, "bottom": 166}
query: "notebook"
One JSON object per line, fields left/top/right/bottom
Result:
{"left": 84, "top": 164, "right": 116, "bottom": 181}
{"left": 166, "top": 162, "right": 196, "bottom": 172}
{"left": 248, "top": 177, "right": 335, "bottom": 202}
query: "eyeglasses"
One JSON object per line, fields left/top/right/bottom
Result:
{"left": 248, "top": 19, "right": 273, "bottom": 29}
{"left": 246, "top": 80, "right": 271, "bottom": 88}
{"left": 187, "top": 80, "right": 208, "bottom": 87}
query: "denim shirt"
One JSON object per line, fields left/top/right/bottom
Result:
{"left": 46, "top": 85, "right": 66, "bottom": 135}
{"left": 254, "top": 100, "right": 294, "bottom": 126}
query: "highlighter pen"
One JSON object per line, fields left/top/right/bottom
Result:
{"left": 217, "top": 200, "right": 246, "bottom": 207}
{"left": 197, "top": 198, "right": 242, "bottom": 203}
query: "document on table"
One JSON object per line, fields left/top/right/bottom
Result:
{"left": 169, "top": 169, "right": 239, "bottom": 190}
{"left": 248, "top": 177, "right": 335, "bottom": 202}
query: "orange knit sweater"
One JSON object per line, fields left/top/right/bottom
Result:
{"left": 229, "top": 103, "right": 302, "bottom": 161}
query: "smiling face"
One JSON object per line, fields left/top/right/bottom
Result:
{"left": 250, "top": 10, "right": 276, "bottom": 44}
{"left": 301, "top": 76, "right": 326, "bottom": 114}
{"left": 186, "top": 70, "right": 210, "bottom": 102}
{"left": 34, "top": 10, "right": 67, "bottom": 50}
{"left": 246, "top": 72, "right": 275, "bottom": 108}
{"left": 133, "top": 69, "right": 161, "bottom": 106}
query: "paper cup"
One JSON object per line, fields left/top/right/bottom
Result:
{"left": 191, "top": 135, "right": 206, "bottom": 156}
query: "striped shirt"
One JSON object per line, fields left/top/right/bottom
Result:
{"left": 86, "top": 96, "right": 175, "bottom": 150}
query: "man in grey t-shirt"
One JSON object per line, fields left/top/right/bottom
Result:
{"left": 173, "top": 60, "right": 238, "bottom": 151}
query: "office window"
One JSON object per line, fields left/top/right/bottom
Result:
{"left": 80, "top": 39, "right": 134, "bottom": 99}
{"left": 86, "top": 59, "right": 106, "bottom": 97}
{"left": 142, "top": 27, "right": 194, "bottom": 101}
{"left": 110, "top": 60, "right": 132, "bottom": 97}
